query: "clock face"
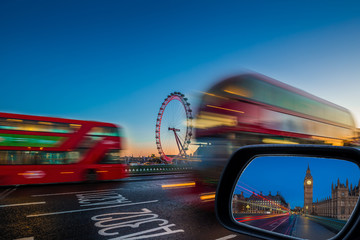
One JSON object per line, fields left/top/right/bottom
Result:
{"left": 307, "top": 180, "right": 312, "bottom": 185}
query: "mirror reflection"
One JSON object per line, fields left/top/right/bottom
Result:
{"left": 231, "top": 156, "right": 360, "bottom": 240}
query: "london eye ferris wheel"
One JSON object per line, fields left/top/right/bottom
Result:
{"left": 155, "top": 92, "right": 193, "bottom": 162}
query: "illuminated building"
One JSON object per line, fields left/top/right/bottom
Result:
{"left": 232, "top": 192, "right": 246, "bottom": 213}
{"left": 233, "top": 191, "right": 289, "bottom": 214}
{"left": 303, "top": 165, "right": 313, "bottom": 214}
{"left": 313, "top": 179, "right": 360, "bottom": 220}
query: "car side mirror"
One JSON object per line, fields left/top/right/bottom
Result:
{"left": 215, "top": 145, "right": 360, "bottom": 240}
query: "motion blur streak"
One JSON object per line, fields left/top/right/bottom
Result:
{"left": 223, "top": 89, "right": 250, "bottom": 98}
{"left": 17, "top": 173, "right": 35, "bottom": 176}
{"left": 200, "top": 91, "right": 229, "bottom": 100}
{"left": 161, "top": 182, "right": 195, "bottom": 189}
{"left": 6, "top": 119, "right": 23, "bottom": 122}
{"left": 235, "top": 184, "right": 290, "bottom": 212}
{"left": 206, "top": 105, "right": 245, "bottom": 114}
{"left": 259, "top": 215, "right": 289, "bottom": 229}
{"left": 194, "top": 112, "right": 237, "bottom": 129}
{"left": 240, "top": 180, "right": 290, "bottom": 212}
{"left": 262, "top": 138, "right": 299, "bottom": 144}
{"left": 200, "top": 193, "right": 216, "bottom": 201}
{"left": 236, "top": 213, "right": 289, "bottom": 223}
{"left": 312, "top": 136, "right": 344, "bottom": 146}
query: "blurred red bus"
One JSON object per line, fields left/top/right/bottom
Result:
{"left": 0, "top": 112, "right": 127, "bottom": 185}
{"left": 194, "top": 72, "right": 358, "bottom": 185}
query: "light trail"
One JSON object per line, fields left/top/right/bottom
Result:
{"left": 161, "top": 182, "right": 195, "bottom": 189}
{"left": 284, "top": 216, "right": 295, "bottom": 235}
{"left": 269, "top": 215, "right": 290, "bottom": 232}
{"left": 237, "top": 181, "right": 291, "bottom": 212}
{"left": 200, "top": 193, "right": 216, "bottom": 201}
{"left": 258, "top": 215, "right": 288, "bottom": 229}
{"left": 235, "top": 213, "right": 289, "bottom": 223}
{"left": 234, "top": 183, "right": 290, "bottom": 212}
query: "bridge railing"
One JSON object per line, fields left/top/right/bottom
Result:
{"left": 125, "top": 164, "right": 193, "bottom": 175}
{"left": 306, "top": 214, "right": 346, "bottom": 233}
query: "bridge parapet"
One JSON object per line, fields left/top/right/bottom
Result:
{"left": 126, "top": 164, "right": 193, "bottom": 175}
{"left": 306, "top": 215, "right": 346, "bottom": 233}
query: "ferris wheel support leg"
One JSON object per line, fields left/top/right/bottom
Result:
{"left": 174, "top": 131, "right": 187, "bottom": 158}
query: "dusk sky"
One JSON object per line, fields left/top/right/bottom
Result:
{"left": 1, "top": 1, "right": 360, "bottom": 155}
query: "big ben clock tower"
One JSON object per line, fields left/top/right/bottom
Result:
{"left": 304, "top": 164, "right": 313, "bottom": 214}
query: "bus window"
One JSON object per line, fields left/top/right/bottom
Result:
{"left": 67, "top": 151, "right": 81, "bottom": 164}
{"left": 0, "top": 150, "right": 82, "bottom": 165}
{"left": 0, "top": 118, "right": 76, "bottom": 133}
{"left": 0, "top": 151, "right": 7, "bottom": 164}
{"left": 100, "top": 150, "right": 121, "bottom": 164}
{"left": 89, "top": 127, "right": 119, "bottom": 137}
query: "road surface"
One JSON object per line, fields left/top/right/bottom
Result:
{"left": 0, "top": 174, "right": 257, "bottom": 240}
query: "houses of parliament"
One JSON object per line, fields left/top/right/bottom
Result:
{"left": 304, "top": 165, "right": 360, "bottom": 220}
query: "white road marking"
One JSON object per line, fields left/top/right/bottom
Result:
{"left": 270, "top": 217, "right": 289, "bottom": 232}
{"left": 77, "top": 192, "right": 131, "bottom": 207}
{"left": 14, "top": 237, "right": 34, "bottom": 240}
{"left": 92, "top": 208, "right": 184, "bottom": 239}
{"left": 31, "top": 188, "right": 122, "bottom": 197}
{"left": 27, "top": 200, "right": 159, "bottom": 217}
{"left": 216, "top": 234, "right": 237, "bottom": 240}
{"left": 0, "top": 202, "right": 46, "bottom": 208}
{"left": 0, "top": 188, "right": 17, "bottom": 199}
{"left": 0, "top": 188, "right": 11, "bottom": 198}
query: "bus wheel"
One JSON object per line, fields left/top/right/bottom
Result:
{"left": 85, "top": 169, "right": 98, "bottom": 182}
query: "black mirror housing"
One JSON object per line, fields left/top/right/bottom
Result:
{"left": 215, "top": 144, "right": 360, "bottom": 240}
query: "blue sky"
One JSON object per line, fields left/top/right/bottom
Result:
{"left": 1, "top": 0, "right": 360, "bottom": 155}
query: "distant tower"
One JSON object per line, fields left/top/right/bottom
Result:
{"left": 304, "top": 164, "right": 313, "bottom": 214}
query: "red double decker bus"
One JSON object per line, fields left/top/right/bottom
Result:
{"left": 194, "top": 72, "right": 358, "bottom": 186}
{"left": 0, "top": 112, "right": 127, "bottom": 185}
